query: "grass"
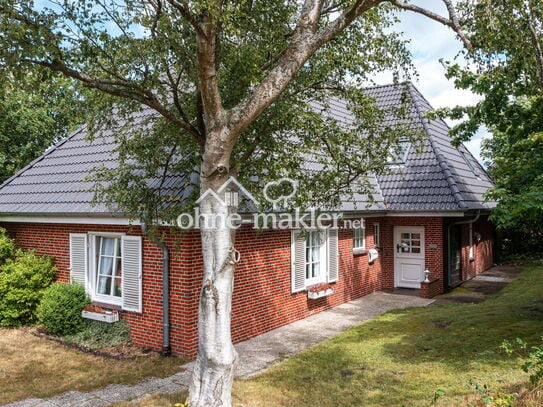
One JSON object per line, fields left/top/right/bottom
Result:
{"left": 123, "top": 262, "right": 543, "bottom": 407}
{"left": 0, "top": 328, "right": 184, "bottom": 404}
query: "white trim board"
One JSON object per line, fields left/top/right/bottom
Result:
{"left": 0, "top": 211, "right": 468, "bottom": 226}
{"left": 0, "top": 216, "right": 140, "bottom": 225}
{"left": 387, "top": 211, "right": 465, "bottom": 217}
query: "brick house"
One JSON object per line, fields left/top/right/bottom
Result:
{"left": 0, "top": 83, "right": 495, "bottom": 357}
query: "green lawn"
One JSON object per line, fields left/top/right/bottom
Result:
{"left": 122, "top": 262, "right": 543, "bottom": 407}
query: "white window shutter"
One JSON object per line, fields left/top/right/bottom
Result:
{"left": 121, "top": 235, "right": 143, "bottom": 313}
{"left": 291, "top": 230, "right": 306, "bottom": 293}
{"left": 69, "top": 233, "right": 87, "bottom": 288}
{"left": 327, "top": 228, "right": 339, "bottom": 283}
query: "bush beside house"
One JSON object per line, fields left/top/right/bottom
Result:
{"left": 0, "top": 228, "right": 15, "bottom": 263}
{"left": 0, "top": 245, "right": 57, "bottom": 327}
{"left": 37, "top": 283, "right": 90, "bottom": 336}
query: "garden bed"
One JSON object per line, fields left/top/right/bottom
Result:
{"left": 31, "top": 326, "right": 157, "bottom": 360}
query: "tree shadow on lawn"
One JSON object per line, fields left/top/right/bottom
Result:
{"left": 238, "top": 265, "right": 543, "bottom": 406}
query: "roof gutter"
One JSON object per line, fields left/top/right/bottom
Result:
{"left": 140, "top": 223, "right": 171, "bottom": 356}
{"left": 446, "top": 210, "right": 481, "bottom": 288}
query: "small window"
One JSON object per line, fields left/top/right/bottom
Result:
{"left": 399, "top": 232, "right": 421, "bottom": 254}
{"left": 305, "top": 231, "right": 326, "bottom": 285}
{"left": 461, "top": 150, "right": 479, "bottom": 177}
{"left": 353, "top": 226, "right": 366, "bottom": 250}
{"left": 387, "top": 140, "right": 411, "bottom": 165}
{"left": 373, "top": 223, "right": 380, "bottom": 248}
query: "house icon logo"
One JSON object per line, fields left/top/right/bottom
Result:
{"left": 196, "top": 176, "right": 298, "bottom": 211}
{"left": 196, "top": 177, "right": 261, "bottom": 210}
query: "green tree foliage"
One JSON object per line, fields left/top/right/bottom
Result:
{"left": 0, "top": 249, "right": 57, "bottom": 327}
{"left": 0, "top": 72, "right": 83, "bottom": 182}
{"left": 0, "top": 227, "right": 16, "bottom": 264}
{"left": 440, "top": 0, "right": 543, "bottom": 241}
{"left": 37, "top": 283, "right": 90, "bottom": 336}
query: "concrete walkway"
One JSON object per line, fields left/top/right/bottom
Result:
{"left": 431, "top": 264, "right": 523, "bottom": 306}
{"left": 5, "top": 292, "right": 433, "bottom": 407}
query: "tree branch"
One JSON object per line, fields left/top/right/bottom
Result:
{"left": 165, "top": 0, "right": 206, "bottom": 38}
{"left": 228, "top": 0, "right": 382, "bottom": 137}
{"left": 527, "top": 6, "right": 543, "bottom": 91}
{"left": 196, "top": 13, "right": 225, "bottom": 128}
{"left": 295, "top": 0, "right": 325, "bottom": 37}
{"left": 22, "top": 58, "right": 199, "bottom": 139}
{"left": 389, "top": 0, "right": 473, "bottom": 50}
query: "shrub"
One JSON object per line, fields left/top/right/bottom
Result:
{"left": 0, "top": 227, "right": 15, "bottom": 265}
{"left": 63, "top": 319, "right": 131, "bottom": 350}
{"left": 0, "top": 250, "right": 56, "bottom": 326}
{"left": 37, "top": 283, "right": 89, "bottom": 336}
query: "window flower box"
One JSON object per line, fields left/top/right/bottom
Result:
{"left": 307, "top": 284, "right": 334, "bottom": 299}
{"left": 82, "top": 304, "right": 119, "bottom": 323}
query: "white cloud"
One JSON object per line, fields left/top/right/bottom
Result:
{"left": 372, "top": 1, "right": 491, "bottom": 165}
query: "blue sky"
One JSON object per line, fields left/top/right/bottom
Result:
{"left": 373, "top": 1, "right": 490, "bottom": 164}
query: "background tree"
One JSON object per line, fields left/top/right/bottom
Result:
{"left": 0, "top": 72, "right": 83, "bottom": 182}
{"left": 440, "top": 0, "right": 543, "bottom": 257}
{"left": 0, "top": 1, "right": 470, "bottom": 405}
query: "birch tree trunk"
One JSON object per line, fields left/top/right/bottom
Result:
{"left": 188, "top": 135, "right": 238, "bottom": 407}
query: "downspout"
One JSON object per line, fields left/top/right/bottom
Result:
{"left": 446, "top": 210, "right": 480, "bottom": 287}
{"left": 141, "top": 223, "right": 171, "bottom": 356}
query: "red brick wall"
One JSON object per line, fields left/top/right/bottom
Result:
{"left": 420, "top": 278, "right": 442, "bottom": 299}
{"left": 461, "top": 215, "right": 494, "bottom": 280}
{"left": 1, "top": 216, "right": 447, "bottom": 357}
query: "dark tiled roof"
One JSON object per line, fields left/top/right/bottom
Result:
{"left": 369, "top": 83, "right": 495, "bottom": 211}
{"left": 0, "top": 82, "right": 494, "bottom": 216}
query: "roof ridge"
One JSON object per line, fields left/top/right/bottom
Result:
{"left": 0, "top": 124, "right": 88, "bottom": 192}
{"left": 362, "top": 80, "right": 412, "bottom": 91}
{"left": 406, "top": 84, "right": 467, "bottom": 209}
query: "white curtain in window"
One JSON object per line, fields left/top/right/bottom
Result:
{"left": 97, "top": 237, "right": 116, "bottom": 295}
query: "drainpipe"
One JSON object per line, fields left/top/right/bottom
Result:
{"left": 446, "top": 210, "right": 480, "bottom": 288}
{"left": 141, "top": 223, "right": 171, "bottom": 356}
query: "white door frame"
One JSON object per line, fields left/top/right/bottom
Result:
{"left": 394, "top": 226, "right": 425, "bottom": 288}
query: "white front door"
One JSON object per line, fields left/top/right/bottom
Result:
{"left": 394, "top": 226, "right": 425, "bottom": 288}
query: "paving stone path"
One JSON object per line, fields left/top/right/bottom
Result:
{"left": 5, "top": 291, "right": 434, "bottom": 407}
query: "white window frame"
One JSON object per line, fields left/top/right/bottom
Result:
{"left": 387, "top": 140, "right": 412, "bottom": 165}
{"left": 461, "top": 150, "right": 480, "bottom": 177}
{"left": 353, "top": 225, "right": 366, "bottom": 252}
{"left": 373, "top": 223, "right": 380, "bottom": 248}
{"left": 304, "top": 230, "right": 328, "bottom": 287}
{"left": 88, "top": 232, "right": 125, "bottom": 306}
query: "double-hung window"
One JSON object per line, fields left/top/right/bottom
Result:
{"left": 305, "top": 231, "right": 326, "bottom": 285}
{"left": 353, "top": 226, "right": 366, "bottom": 251}
{"left": 94, "top": 236, "right": 123, "bottom": 302}
{"left": 291, "top": 228, "right": 338, "bottom": 293}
